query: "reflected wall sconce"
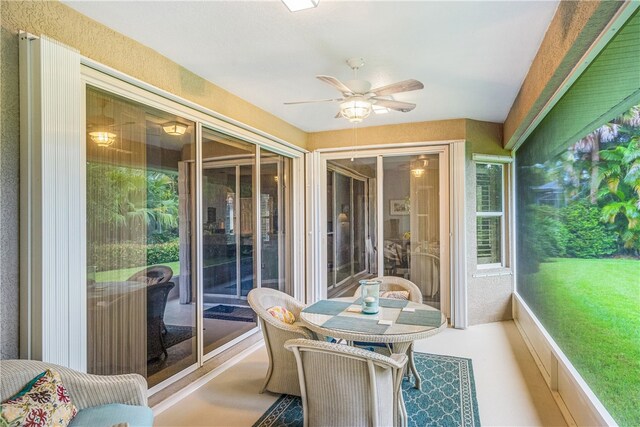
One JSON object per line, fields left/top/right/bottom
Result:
{"left": 411, "top": 167, "right": 425, "bottom": 178}
{"left": 162, "top": 121, "right": 188, "bottom": 136}
{"left": 411, "top": 156, "right": 429, "bottom": 177}
{"left": 89, "top": 131, "right": 116, "bottom": 147}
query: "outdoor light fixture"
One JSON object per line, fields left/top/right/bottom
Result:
{"left": 340, "top": 97, "right": 372, "bottom": 123}
{"left": 89, "top": 131, "right": 117, "bottom": 147}
{"left": 281, "top": 0, "right": 319, "bottom": 12}
{"left": 162, "top": 121, "right": 188, "bottom": 136}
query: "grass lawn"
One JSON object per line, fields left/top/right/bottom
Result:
{"left": 94, "top": 261, "right": 181, "bottom": 282}
{"left": 519, "top": 257, "right": 640, "bottom": 426}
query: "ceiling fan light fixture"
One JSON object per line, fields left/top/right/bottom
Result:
{"left": 340, "top": 98, "right": 372, "bottom": 123}
{"left": 281, "top": 0, "right": 318, "bottom": 12}
{"left": 89, "top": 131, "right": 117, "bottom": 147}
{"left": 162, "top": 121, "right": 188, "bottom": 136}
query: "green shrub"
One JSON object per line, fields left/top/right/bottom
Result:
{"left": 147, "top": 241, "right": 180, "bottom": 266}
{"left": 562, "top": 201, "right": 618, "bottom": 258}
{"left": 90, "top": 240, "right": 179, "bottom": 272}
{"left": 534, "top": 205, "right": 570, "bottom": 258}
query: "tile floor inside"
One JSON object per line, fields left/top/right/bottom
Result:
{"left": 153, "top": 320, "right": 566, "bottom": 427}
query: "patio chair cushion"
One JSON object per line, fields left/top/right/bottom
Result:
{"left": 380, "top": 290, "right": 409, "bottom": 300}
{"left": 1, "top": 369, "right": 78, "bottom": 427}
{"left": 68, "top": 403, "right": 153, "bottom": 427}
{"left": 267, "top": 306, "right": 296, "bottom": 324}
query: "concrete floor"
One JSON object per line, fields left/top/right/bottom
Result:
{"left": 153, "top": 320, "right": 566, "bottom": 427}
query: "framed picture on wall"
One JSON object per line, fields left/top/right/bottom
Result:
{"left": 390, "top": 199, "right": 410, "bottom": 215}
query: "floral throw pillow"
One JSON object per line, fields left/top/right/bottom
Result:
{"left": 0, "top": 369, "right": 78, "bottom": 427}
{"left": 267, "top": 306, "right": 296, "bottom": 325}
{"left": 381, "top": 290, "right": 410, "bottom": 300}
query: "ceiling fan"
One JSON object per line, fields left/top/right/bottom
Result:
{"left": 285, "top": 58, "right": 424, "bottom": 123}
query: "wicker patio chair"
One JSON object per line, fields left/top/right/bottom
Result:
{"left": 354, "top": 276, "right": 423, "bottom": 386}
{"left": 147, "top": 281, "right": 175, "bottom": 361}
{"left": 247, "top": 288, "right": 314, "bottom": 396}
{"left": 284, "top": 338, "right": 407, "bottom": 427}
{"left": 127, "top": 264, "right": 174, "bottom": 285}
{"left": 353, "top": 276, "right": 422, "bottom": 303}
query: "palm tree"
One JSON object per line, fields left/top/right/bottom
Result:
{"left": 573, "top": 105, "right": 640, "bottom": 204}
{"left": 597, "top": 132, "right": 640, "bottom": 250}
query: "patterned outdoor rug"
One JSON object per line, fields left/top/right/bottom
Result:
{"left": 203, "top": 304, "right": 256, "bottom": 323}
{"left": 253, "top": 352, "right": 481, "bottom": 427}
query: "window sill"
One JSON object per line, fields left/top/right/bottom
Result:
{"left": 472, "top": 268, "right": 513, "bottom": 278}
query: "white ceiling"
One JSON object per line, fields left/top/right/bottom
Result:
{"left": 63, "top": 0, "right": 559, "bottom": 132}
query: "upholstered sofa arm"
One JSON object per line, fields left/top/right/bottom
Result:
{"left": 0, "top": 360, "right": 147, "bottom": 410}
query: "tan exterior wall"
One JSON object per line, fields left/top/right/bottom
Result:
{"left": 504, "top": 1, "right": 624, "bottom": 147}
{"left": 464, "top": 120, "right": 513, "bottom": 325}
{"left": 307, "top": 119, "right": 466, "bottom": 150}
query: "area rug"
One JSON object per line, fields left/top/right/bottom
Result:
{"left": 253, "top": 352, "right": 481, "bottom": 427}
{"left": 203, "top": 304, "right": 256, "bottom": 323}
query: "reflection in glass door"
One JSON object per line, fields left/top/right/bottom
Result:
{"left": 85, "top": 84, "right": 299, "bottom": 391}
{"left": 201, "top": 129, "right": 257, "bottom": 355}
{"left": 85, "top": 86, "right": 198, "bottom": 388}
{"left": 326, "top": 157, "right": 377, "bottom": 296}
{"left": 383, "top": 154, "right": 442, "bottom": 309}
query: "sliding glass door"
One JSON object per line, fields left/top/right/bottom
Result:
{"left": 383, "top": 154, "right": 442, "bottom": 309}
{"left": 85, "top": 84, "right": 298, "bottom": 390}
{"left": 322, "top": 149, "right": 449, "bottom": 311}
{"left": 86, "top": 86, "right": 198, "bottom": 387}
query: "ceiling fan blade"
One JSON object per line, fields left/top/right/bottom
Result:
{"left": 372, "top": 98, "right": 416, "bottom": 112}
{"left": 284, "top": 98, "right": 342, "bottom": 105}
{"left": 371, "top": 79, "right": 424, "bottom": 96}
{"left": 317, "top": 75, "right": 354, "bottom": 95}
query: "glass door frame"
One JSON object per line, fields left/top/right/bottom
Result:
{"left": 326, "top": 164, "right": 370, "bottom": 292}
{"left": 81, "top": 65, "right": 306, "bottom": 396}
{"left": 315, "top": 145, "right": 452, "bottom": 319}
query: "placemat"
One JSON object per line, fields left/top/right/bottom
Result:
{"left": 302, "top": 300, "right": 352, "bottom": 316}
{"left": 353, "top": 297, "right": 409, "bottom": 308}
{"left": 322, "top": 316, "right": 390, "bottom": 334}
{"left": 396, "top": 309, "right": 443, "bottom": 327}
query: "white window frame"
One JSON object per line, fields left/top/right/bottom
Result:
{"left": 473, "top": 154, "right": 512, "bottom": 270}
{"left": 476, "top": 161, "right": 506, "bottom": 270}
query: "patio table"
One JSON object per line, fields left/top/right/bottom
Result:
{"left": 299, "top": 296, "right": 447, "bottom": 426}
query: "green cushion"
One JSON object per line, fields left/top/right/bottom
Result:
{"left": 69, "top": 404, "right": 153, "bottom": 427}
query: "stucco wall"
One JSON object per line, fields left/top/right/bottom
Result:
{"left": 465, "top": 120, "right": 514, "bottom": 325}
{"left": 1, "top": 0, "right": 20, "bottom": 360}
{"left": 307, "top": 119, "right": 466, "bottom": 150}
{"left": 504, "top": 1, "right": 624, "bottom": 147}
